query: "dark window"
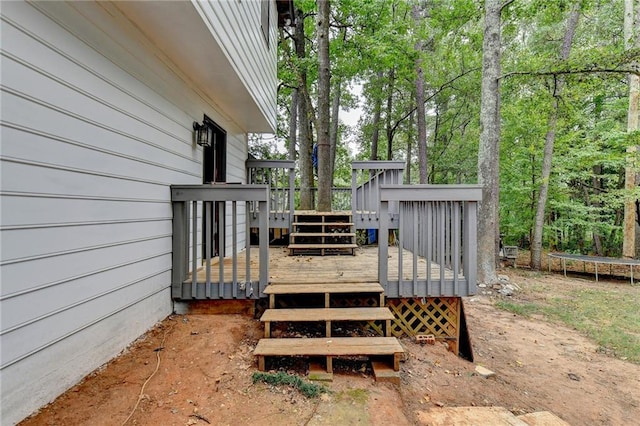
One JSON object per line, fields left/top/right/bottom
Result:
{"left": 261, "top": 0, "right": 270, "bottom": 49}
{"left": 201, "top": 115, "right": 226, "bottom": 184}
{"left": 201, "top": 115, "right": 227, "bottom": 258}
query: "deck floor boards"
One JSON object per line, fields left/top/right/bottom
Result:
{"left": 264, "top": 282, "right": 383, "bottom": 294}
{"left": 188, "top": 246, "right": 460, "bottom": 283}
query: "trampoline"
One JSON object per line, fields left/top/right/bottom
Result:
{"left": 547, "top": 252, "right": 640, "bottom": 285}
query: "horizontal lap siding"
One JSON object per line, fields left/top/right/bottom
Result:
{"left": 0, "top": 1, "right": 250, "bottom": 424}
{"left": 196, "top": 0, "right": 277, "bottom": 130}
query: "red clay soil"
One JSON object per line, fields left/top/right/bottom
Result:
{"left": 20, "top": 269, "right": 640, "bottom": 426}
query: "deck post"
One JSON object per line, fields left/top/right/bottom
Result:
{"left": 191, "top": 200, "right": 198, "bottom": 298}
{"left": 379, "top": 200, "right": 389, "bottom": 292}
{"left": 259, "top": 199, "right": 269, "bottom": 296}
{"left": 171, "top": 200, "right": 188, "bottom": 299}
{"left": 463, "top": 201, "right": 478, "bottom": 293}
{"left": 351, "top": 167, "right": 357, "bottom": 222}
{"left": 289, "top": 168, "right": 295, "bottom": 234}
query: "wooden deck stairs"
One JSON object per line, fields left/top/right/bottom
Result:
{"left": 254, "top": 282, "right": 404, "bottom": 382}
{"left": 288, "top": 210, "right": 357, "bottom": 256}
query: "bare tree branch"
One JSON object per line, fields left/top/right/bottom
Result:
{"left": 502, "top": 68, "right": 640, "bottom": 79}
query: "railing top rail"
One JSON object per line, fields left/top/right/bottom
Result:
{"left": 246, "top": 159, "right": 296, "bottom": 169}
{"left": 351, "top": 160, "right": 405, "bottom": 170}
{"left": 171, "top": 184, "right": 270, "bottom": 202}
{"left": 380, "top": 184, "right": 482, "bottom": 202}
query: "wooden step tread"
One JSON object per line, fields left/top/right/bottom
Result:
{"left": 261, "top": 307, "right": 394, "bottom": 322}
{"left": 292, "top": 222, "right": 354, "bottom": 227}
{"left": 288, "top": 243, "right": 358, "bottom": 249}
{"left": 291, "top": 232, "right": 356, "bottom": 237}
{"left": 254, "top": 337, "right": 403, "bottom": 357}
{"left": 264, "top": 282, "right": 383, "bottom": 294}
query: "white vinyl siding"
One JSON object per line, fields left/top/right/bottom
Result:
{"left": 195, "top": 0, "right": 278, "bottom": 131}
{"left": 0, "top": 1, "right": 257, "bottom": 424}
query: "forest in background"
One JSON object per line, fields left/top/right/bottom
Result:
{"left": 250, "top": 0, "right": 640, "bottom": 271}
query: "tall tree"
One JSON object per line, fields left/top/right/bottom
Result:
{"left": 477, "top": 0, "right": 503, "bottom": 284}
{"left": 385, "top": 68, "right": 398, "bottom": 160}
{"left": 289, "top": 88, "right": 298, "bottom": 161}
{"left": 623, "top": 0, "right": 639, "bottom": 258}
{"left": 413, "top": 3, "right": 428, "bottom": 184}
{"left": 330, "top": 77, "right": 341, "bottom": 181}
{"left": 530, "top": 4, "right": 580, "bottom": 270}
{"left": 370, "top": 71, "right": 384, "bottom": 162}
{"left": 317, "top": 0, "right": 332, "bottom": 212}
{"left": 294, "top": 8, "right": 314, "bottom": 210}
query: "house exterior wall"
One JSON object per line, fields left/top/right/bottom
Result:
{"left": 195, "top": 0, "right": 278, "bottom": 132}
{"left": 0, "top": 1, "right": 276, "bottom": 424}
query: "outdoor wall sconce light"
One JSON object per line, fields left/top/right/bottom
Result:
{"left": 193, "top": 120, "right": 213, "bottom": 147}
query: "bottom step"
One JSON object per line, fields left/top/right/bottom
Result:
{"left": 254, "top": 337, "right": 404, "bottom": 373}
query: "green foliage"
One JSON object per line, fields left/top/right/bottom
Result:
{"left": 270, "top": 0, "right": 635, "bottom": 256}
{"left": 251, "top": 371, "right": 329, "bottom": 398}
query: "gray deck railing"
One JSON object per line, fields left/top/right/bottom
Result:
{"left": 171, "top": 184, "right": 269, "bottom": 300}
{"left": 378, "top": 185, "right": 482, "bottom": 298}
{"left": 293, "top": 187, "right": 352, "bottom": 211}
{"left": 351, "top": 161, "right": 405, "bottom": 229}
{"left": 247, "top": 159, "right": 295, "bottom": 230}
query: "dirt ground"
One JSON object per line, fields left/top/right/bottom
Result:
{"left": 20, "top": 268, "right": 640, "bottom": 426}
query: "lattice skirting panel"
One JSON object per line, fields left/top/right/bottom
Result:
{"left": 368, "top": 297, "right": 461, "bottom": 352}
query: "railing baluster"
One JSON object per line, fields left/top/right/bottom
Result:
{"left": 205, "top": 201, "right": 212, "bottom": 299}
{"left": 274, "top": 167, "right": 280, "bottom": 214}
{"left": 218, "top": 201, "right": 224, "bottom": 299}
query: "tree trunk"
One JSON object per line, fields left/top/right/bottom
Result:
{"left": 329, "top": 78, "right": 341, "bottom": 183}
{"left": 477, "top": 0, "right": 502, "bottom": 284}
{"left": 295, "top": 9, "right": 314, "bottom": 210}
{"left": 413, "top": 4, "right": 428, "bottom": 184}
{"left": 316, "top": 0, "right": 332, "bottom": 212}
{"left": 531, "top": 5, "right": 580, "bottom": 270}
{"left": 289, "top": 89, "right": 298, "bottom": 161}
{"left": 623, "top": 0, "right": 639, "bottom": 258}
{"left": 386, "top": 68, "right": 395, "bottom": 161}
{"left": 370, "top": 71, "right": 383, "bottom": 163}
{"left": 406, "top": 108, "right": 415, "bottom": 184}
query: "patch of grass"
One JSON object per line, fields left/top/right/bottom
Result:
{"left": 494, "top": 300, "right": 542, "bottom": 318}
{"left": 494, "top": 287, "right": 640, "bottom": 363}
{"left": 336, "top": 388, "right": 369, "bottom": 404}
{"left": 251, "top": 371, "right": 329, "bottom": 398}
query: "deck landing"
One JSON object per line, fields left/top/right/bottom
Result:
{"left": 188, "top": 246, "right": 457, "bottom": 284}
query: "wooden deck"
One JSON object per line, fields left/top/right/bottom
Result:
{"left": 188, "top": 246, "right": 460, "bottom": 284}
